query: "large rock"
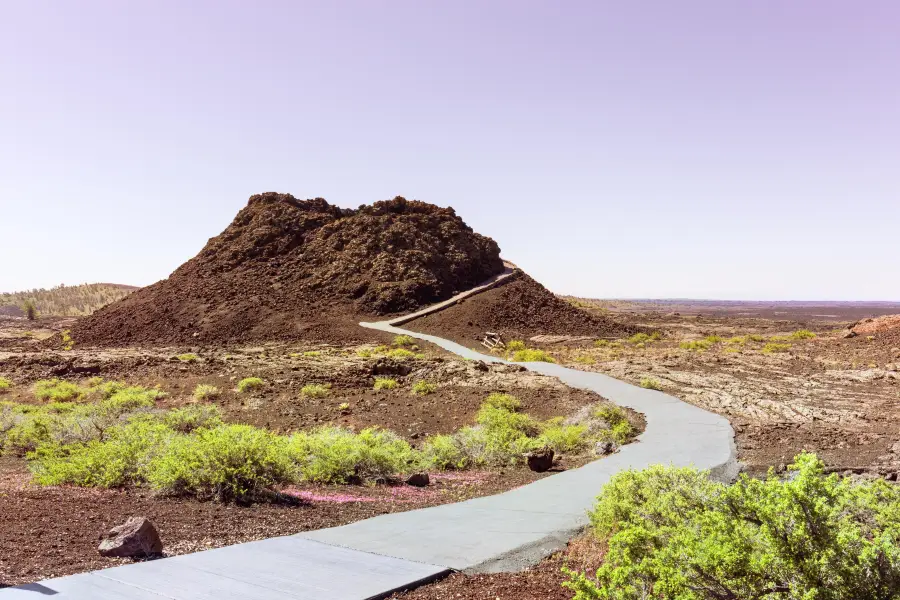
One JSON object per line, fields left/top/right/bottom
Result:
{"left": 98, "top": 517, "right": 163, "bottom": 558}
{"left": 405, "top": 473, "right": 430, "bottom": 487}
{"left": 525, "top": 448, "right": 554, "bottom": 473}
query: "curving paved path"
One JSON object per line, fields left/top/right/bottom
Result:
{"left": 1, "top": 277, "right": 737, "bottom": 599}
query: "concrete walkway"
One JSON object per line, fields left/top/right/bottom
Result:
{"left": 1, "top": 283, "right": 737, "bottom": 599}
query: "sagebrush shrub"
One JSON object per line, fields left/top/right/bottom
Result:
{"left": 566, "top": 453, "right": 900, "bottom": 600}
{"left": 289, "top": 426, "right": 417, "bottom": 484}
{"left": 411, "top": 381, "right": 436, "bottom": 395}
{"left": 176, "top": 353, "right": 199, "bottom": 363}
{"left": 300, "top": 383, "right": 330, "bottom": 398}
{"left": 762, "top": 342, "right": 791, "bottom": 354}
{"left": 639, "top": 378, "right": 663, "bottom": 391}
{"left": 0, "top": 377, "right": 11, "bottom": 393}
{"left": 163, "top": 404, "right": 223, "bottom": 433}
{"left": 237, "top": 377, "right": 264, "bottom": 393}
{"left": 791, "top": 329, "right": 817, "bottom": 340}
{"left": 193, "top": 384, "right": 220, "bottom": 401}
{"left": 392, "top": 335, "right": 414, "bottom": 347}
{"left": 483, "top": 392, "right": 521, "bottom": 412}
{"left": 510, "top": 349, "right": 556, "bottom": 363}
{"left": 373, "top": 377, "right": 398, "bottom": 391}
{"left": 506, "top": 340, "right": 526, "bottom": 352}
{"left": 33, "top": 379, "right": 84, "bottom": 402}
{"left": 147, "top": 424, "right": 294, "bottom": 502}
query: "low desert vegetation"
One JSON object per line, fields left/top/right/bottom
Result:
{"left": 392, "top": 334, "right": 414, "bottom": 347}
{"left": 639, "top": 378, "right": 663, "bottom": 391}
{"left": 762, "top": 342, "right": 792, "bottom": 354}
{"left": 565, "top": 453, "right": 900, "bottom": 600}
{"left": 505, "top": 340, "right": 527, "bottom": 352}
{"left": 192, "top": 384, "right": 220, "bottom": 401}
{"left": 21, "top": 299, "right": 38, "bottom": 320}
{"left": 300, "top": 383, "right": 330, "bottom": 398}
{"left": 422, "top": 395, "right": 634, "bottom": 470}
{"left": 411, "top": 381, "right": 437, "bottom": 395}
{"left": 0, "top": 377, "right": 12, "bottom": 393}
{"left": 510, "top": 348, "right": 556, "bottom": 363}
{"left": 60, "top": 330, "right": 75, "bottom": 351}
{"left": 791, "top": 328, "right": 817, "bottom": 340}
{"left": 2, "top": 385, "right": 638, "bottom": 504}
{"left": 373, "top": 377, "right": 398, "bottom": 391}
{"left": 33, "top": 379, "right": 85, "bottom": 402}
{"left": 176, "top": 353, "right": 199, "bottom": 363}
{"left": 236, "top": 377, "right": 265, "bottom": 393}
{"left": 679, "top": 339, "right": 713, "bottom": 352}
{"left": 0, "top": 283, "right": 134, "bottom": 317}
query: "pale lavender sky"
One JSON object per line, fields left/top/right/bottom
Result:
{"left": 2, "top": 1, "right": 898, "bottom": 300}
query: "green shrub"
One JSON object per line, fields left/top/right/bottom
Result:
{"left": 483, "top": 393, "right": 521, "bottom": 412}
{"left": 423, "top": 434, "right": 468, "bottom": 470}
{"left": 538, "top": 422, "right": 590, "bottom": 453}
{"left": 193, "top": 384, "right": 221, "bottom": 401}
{"left": 60, "top": 330, "right": 75, "bottom": 351}
{"left": 565, "top": 453, "right": 900, "bottom": 600}
{"left": 506, "top": 340, "right": 526, "bottom": 352}
{"left": 386, "top": 348, "right": 416, "bottom": 360}
{"left": 355, "top": 348, "right": 374, "bottom": 358}
{"left": 289, "top": 426, "right": 418, "bottom": 484}
{"left": 724, "top": 336, "right": 746, "bottom": 345}
{"left": 411, "top": 381, "right": 436, "bottom": 395}
{"left": 85, "top": 376, "right": 105, "bottom": 388}
{"left": 373, "top": 377, "right": 398, "bottom": 391}
{"left": 303, "top": 351, "right": 322, "bottom": 357}
{"left": 627, "top": 333, "right": 652, "bottom": 344}
{"left": 594, "top": 339, "right": 610, "bottom": 348}
{"left": 300, "top": 383, "right": 330, "bottom": 398}
{"left": 791, "top": 329, "right": 817, "bottom": 340}
{"left": 748, "top": 334, "right": 767, "bottom": 342}
{"left": 510, "top": 349, "right": 556, "bottom": 363}
{"left": 679, "top": 340, "right": 712, "bottom": 352}
{"left": 575, "top": 354, "right": 596, "bottom": 365}
{"left": 0, "top": 377, "right": 11, "bottom": 393}
{"left": 762, "top": 342, "right": 792, "bottom": 354}
{"left": 22, "top": 299, "right": 37, "bottom": 321}
{"left": 163, "top": 405, "right": 223, "bottom": 433}
{"left": 704, "top": 335, "right": 722, "bottom": 343}
{"left": 392, "top": 335, "right": 414, "bottom": 347}
{"left": 176, "top": 353, "right": 199, "bottom": 363}
{"left": 31, "top": 419, "right": 175, "bottom": 488}
{"left": 639, "top": 378, "right": 663, "bottom": 391}
{"left": 90, "top": 380, "right": 127, "bottom": 400}
{"left": 237, "top": 377, "right": 264, "bottom": 393}
{"left": 594, "top": 405, "right": 634, "bottom": 444}
{"left": 147, "top": 424, "right": 294, "bottom": 502}
{"left": 33, "top": 379, "right": 84, "bottom": 402}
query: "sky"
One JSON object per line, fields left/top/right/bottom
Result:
{"left": 1, "top": 1, "right": 898, "bottom": 300}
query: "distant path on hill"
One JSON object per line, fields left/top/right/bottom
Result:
{"left": 0, "top": 271, "right": 737, "bottom": 600}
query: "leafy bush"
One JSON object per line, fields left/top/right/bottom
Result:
{"left": 748, "top": 334, "right": 767, "bottom": 342}
{"left": 762, "top": 342, "right": 792, "bottom": 354}
{"left": 147, "top": 424, "right": 294, "bottom": 502}
{"left": 704, "top": 335, "right": 722, "bottom": 343}
{"left": 300, "top": 383, "right": 330, "bottom": 398}
{"left": 31, "top": 419, "right": 175, "bottom": 488}
{"left": 679, "top": 340, "right": 712, "bottom": 352}
{"left": 176, "top": 353, "right": 199, "bottom": 363}
{"left": 575, "top": 354, "right": 596, "bottom": 365}
{"left": 639, "top": 378, "right": 663, "bottom": 391}
{"left": 594, "top": 405, "right": 634, "bottom": 444}
{"left": 0, "top": 377, "right": 11, "bottom": 393}
{"left": 60, "top": 330, "right": 75, "bottom": 351}
{"left": 411, "top": 381, "right": 436, "bottom": 395}
{"left": 565, "top": 453, "right": 900, "bottom": 600}
{"left": 423, "top": 433, "right": 468, "bottom": 470}
{"left": 627, "top": 333, "right": 653, "bottom": 344}
{"left": 373, "top": 377, "right": 398, "bottom": 391}
{"left": 506, "top": 340, "right": 527, "bottom": 352}
{"left": 538, "top": 421, "right": 590, "bottom": 453}
{"left": 791, "top": 329, "right": 817, "bottom": 340}
{"left": 724, "top": 336, "right": 746, "bottom": 345}
{"left": 393, "top": 335, "right": 414, "bottom": 347}
{"left": 483, "top": 392, "right": 521, "bottom": 412}
{"left": 510, "top": 349, "right": 556, "bottom": 363}
{"left": 355, "top": 348, "right": 374, "bottom": 358}
{"left": 163, "top": 405, "right": 223, "bottom": 433}
{"left": 386, "top": 348, "right": 416, "bottom": 360}
{"left": 594, "top": 339, "right": 610, "bottom": 348}
{"left": 33, "top": 379, "right": 84, "bottom": 402}
{"left": 193, "top": 384, "right": 221, "bottom": 401}
{"left": 303, "top": 351, "right": 322, "bottom": 357}
{"left": 237, "top": 377, "right": 264, "bottom": 393}
{"left": 338, "top": 402, "right": 350, "bottom": 412}
{"left": 289, "top": 426, "right": 418, "bottom": 484}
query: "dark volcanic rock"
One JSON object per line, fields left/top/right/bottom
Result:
{"left": 526, "top": 448, "right": 554, "bottom": 473}
{"left": 98, "top": 517, "right": 163, "bottom": 558}
{"left": 71, "top": 194, "right": 505, "bottom": 346}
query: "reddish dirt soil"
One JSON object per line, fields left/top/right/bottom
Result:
{"left": 0, "top": 457, "right": 557, "bottom": 588}
{"left": 390, "top": 534, "right": 604, "bottom": 600}
{"left": 406, "top": 271, "right": 636, "bottom": 348}
{"left": 70, "top": 194, "right": 505, "bottom": 347}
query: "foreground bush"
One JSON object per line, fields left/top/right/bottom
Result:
{"left": 565, "top": 453, "right": 900, "bottom": 600}
{"left": 373, "top": 377, "right": 398, "bottom": 391}
{"left": 148, "top": 424, "right": 294, "bottom": 502}
{"left": 0, "top": 377, "right": 11, "bottom": 393}
{"left": 237, "top": 377, "right": 264, "bottom": 393}
{"left": 289, "top": 426, "right": 418, "bottom": 484}
{"left": 33, "top": 379, "right": 84, "bottom": 402}
{"left": 510, "top": 349, "right": 556, "bottom": 363}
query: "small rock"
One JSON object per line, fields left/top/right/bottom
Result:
{"left": 526, "top": 448, "right": 554, "bottom": 472}
{"left": 841, "top": 330, "right": 857, "bottom": 339}
{"left": 98, "top": 517, "right": 162, "bottom": 558}
{"left": 406, "top": 473, "right": 430, "bottom": 487}
{"left": 594, "top": 441, "right": 616, "bottom": 456}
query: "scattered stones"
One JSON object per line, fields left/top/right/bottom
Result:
{"left": 841, "top": 330, "right": 857, "bottom": 339}
{"left": 525, "top": 448, "right": 554, "bottom": 472}
{"left": 97, "top": 517, "right": 162, "bottom": 558}
{"left": 594, "top": 440, "right": 617, "bottom": 456}
{"left": 405, "top": 473, "right": 430, "bottom": 487}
